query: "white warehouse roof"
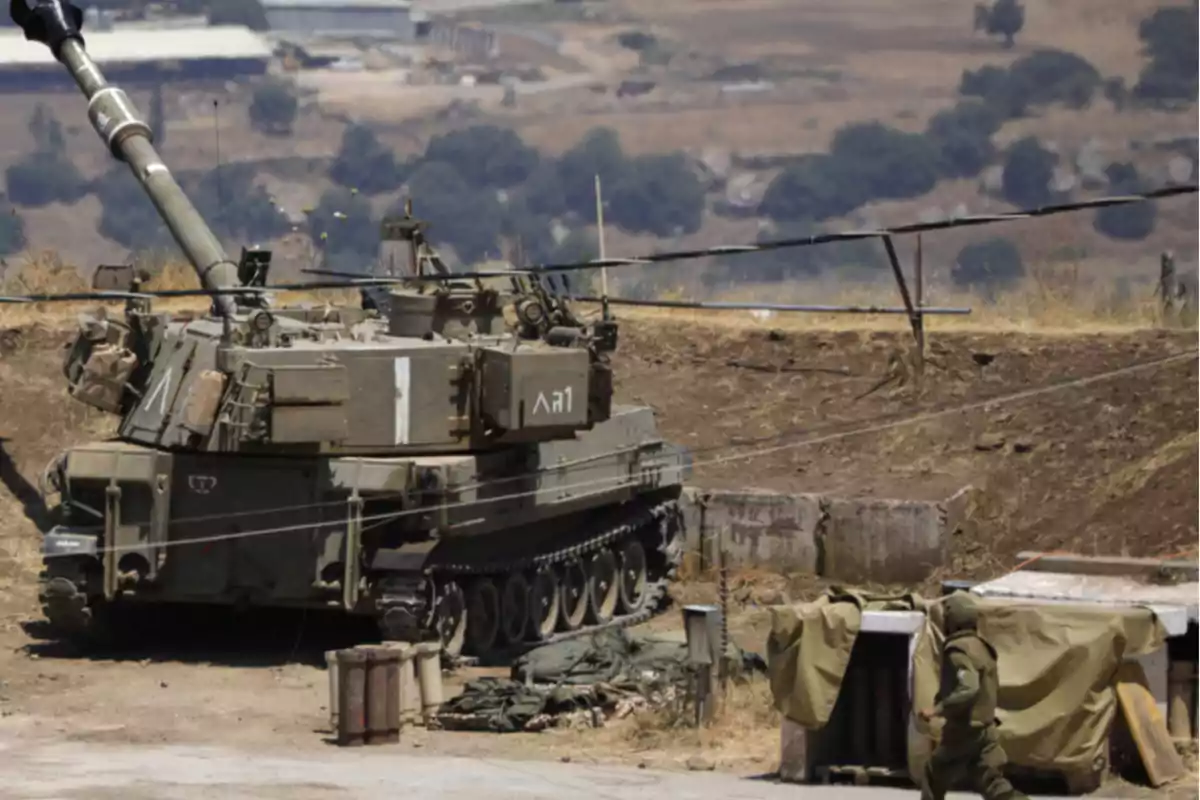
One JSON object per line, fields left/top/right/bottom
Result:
{"left": 0, "top": 26, "right": 272, "bottom": 67}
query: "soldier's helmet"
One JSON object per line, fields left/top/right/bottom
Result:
{"left": 943, "top": 591, "right": 980, "bottom": 634}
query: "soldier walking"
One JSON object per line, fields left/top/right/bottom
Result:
{"left": 918, "top": 592, "right": 1029, "bottom": 800}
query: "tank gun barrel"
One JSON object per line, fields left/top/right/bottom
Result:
{"left": 10, "top": 0, "right": 239, "bottom": 317}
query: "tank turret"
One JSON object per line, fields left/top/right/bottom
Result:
{"left": 20, "top": 0, "right": 689, "bottom": 658}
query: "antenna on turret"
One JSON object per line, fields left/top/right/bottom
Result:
{"left": 212, "top": 99, "right": 224, "bottom": 239}
{"left": 405, "top": 198, "right": 418, "bottom": 277}
{"left": 594, "top": 173, "right": 610, "bottom": 321}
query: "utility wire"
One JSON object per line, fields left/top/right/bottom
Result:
{"left": 2, "top": 185, "right": 1195, "bottom": 304}
{"left": 31, "top": 348, "right": 1195, "bottom": 560}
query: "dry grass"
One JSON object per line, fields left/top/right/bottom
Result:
{"left": 604, "top": 262, "right": 1198, "bottom": 335}
{"left": 1099, "top": 431, "right": 1200, "bottom": 504}
{"left": 562, "top": 672, "right": 781, "bottom": 772}
{"left": 0, "top": 252, "right": 362, "bottom": 326}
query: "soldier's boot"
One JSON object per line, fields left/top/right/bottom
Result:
{"left": 976, "top": 741, "right": 1028, "bottom": 800}
{"left": 920, "top": 756, "right": 952, "bottom": 800}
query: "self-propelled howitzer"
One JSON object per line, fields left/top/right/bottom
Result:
{"left": 17, "top": 0, "right": 690, "bottom": 657}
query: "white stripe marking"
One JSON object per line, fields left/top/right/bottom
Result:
{"left": 393, "top": 357, "right": 411, "bottom": 445}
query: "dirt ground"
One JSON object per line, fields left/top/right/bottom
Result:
{"left": 0, "top": 313, "right": 1196, "bottom": 789}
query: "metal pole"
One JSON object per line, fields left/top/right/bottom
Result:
{"left": 915, "top": 234, "right": 925, "bottom": 385}
{"left": 881, "top": 235, "right": 921, "bottom": 345}
{"left": 718, "top": 518, "right": 729, "bottom": 692}
{"left": 595, "top": 174, "right": 610, "bottom": 319}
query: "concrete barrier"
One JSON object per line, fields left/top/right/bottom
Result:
{"left": 681, "top": 485, "right": 974, "bottom": 584}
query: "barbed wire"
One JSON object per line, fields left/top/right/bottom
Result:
{"left": 25, "top": 347, "right": 1194, "bottom": 560}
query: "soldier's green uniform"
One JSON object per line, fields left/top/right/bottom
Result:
{"left": 920, "top": 593, "right": 1028, "bottom": 800}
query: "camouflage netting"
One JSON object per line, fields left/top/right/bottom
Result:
{"left": 437, "top": 629, "right": 766, "bottom": 733}
{"left": 766, "top": 589, "right": 1167, "bottom": 777}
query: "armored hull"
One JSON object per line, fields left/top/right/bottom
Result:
{"left": 40, "top": 405, "right": 691, "bottom": 656}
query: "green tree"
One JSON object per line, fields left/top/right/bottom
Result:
{"left": 28, "top": 103, "right": 66, "bottom": 152}
{"left": 423, "top": 125, "right": 540, "bottom": 189}
{"left": 1007, "top": 49, "right": 1101, "bottom": 109}
{"left": 925, "top": 101, "right": 1002, "bottom": 178}
{"left": 521, "top": 161, "right": 568, "bottom": 217}
{"left": 308, "top": 187, "right": 378, "bottom": 270}
{"left": 94, "top": 168, "right": 174, "bottom": 250}
{"left": 829, "top": 122, "right": 941, "bottom": 201}
{"left": 190, "top": 163, "right": 290, "bottom": 244}
{"left": 760, "top": 155, "right": 863, "bottom": 222}
{"left": 209, "top": 0, "right": 268, "bottom": 30}
{"left": 330, "top": 124, "right": 406, "bottom": 195}
{"left": 403, "top": 161, "right": 504, "bottom": 265}
{"left": 545, "top": 229, "right": 599, "bottom": 294}
{"left": 607, "top": 153, "right": 705, "bottom": 237}
{"left": 0, "top": 197, "right": 26, "bottom": 257}
{"left": 951, "top": 237, "right": 1025, "bottom": 292}
{"left": 1093, "top": 162, "right": 1157, "bottom": 240}
{"left": 501, "top": 202, "right": 558, "bottom": 264}
{"left": 1133, "top": 6, "right": 1199, "bottom": 105}
{"left": 249, "top": 81, "right": 299, "bottom": 136}
{"left": 959, "top": 64, "right": 1028, "bottom": 118}
{"left": 7, "top": 107, "right": 87, "bottom": 208}
{"left": 1001, "top": 136, "right": 1056, "bottom": 208}
{"left": 6, "top": 151, "right": 89, "bottom": 208}
{"left": 960, "top": 50, "right": 1101, "bottom": 118}
{"left": 556, "top": 128, "right": 630, "bottom": 217}
{"left": 977, "top": 0, "right": 1025, "bottom": 48}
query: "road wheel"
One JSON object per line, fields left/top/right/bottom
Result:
{"left": 498, "top": 573, "right": 530, "bottom": 647}
{"left": 557, "top": 560, "right": 587, "bottom": 632}
{"left": 464, "top": 578, "right": 500, "bottom": 656}
{"left": 435, "top": 581, "right": 467, "bottom": 658}
{"left": 528, "top": 568, "right": 560, "bottom": 641}
{"left": 585, "top": 549, "right": 619, "bottom": 625}
{"left": 617, "top": 539, "right": 649, "bottom": 613}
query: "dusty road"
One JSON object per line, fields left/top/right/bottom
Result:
{"left": 0, "top": 721, "right": 1099, "bottom": 800}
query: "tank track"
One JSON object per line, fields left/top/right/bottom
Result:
{"left": 38, "top": 574, "right": 93, "bottom": 634}
{"left": 377, "top": 495, "right": 684, "bottom": 661}
{"left": 36, "top": 496, "right": 685, "bottom": 660}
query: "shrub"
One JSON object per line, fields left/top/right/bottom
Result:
{"left": 1133, "top": 7, "right": 1199, "bottom": 105}
{"left": 829, "top": 122, "right": 942, "bottom": 201}
{"left": 0, "top": 197, "right": 26, "bottom": 256}
{"left": 249, "top": 81, "right": 299, "bottom": 136}
{"left": 607, "top": 153, "right": 705, "bottom": 237}
{"left": 330, "top": 124, "right": 406, "bottom": 195}
{"left": 961, "top": 49, "right": 1102, "bottom": 118}
{"left": 1093, "top": 162, "right": 1157, "bottom": 240}
{"left": 951, "top": 237, "right": 1025, "bottom": 290}
{"left": 5, "top": 152, "right": 89, "bottom": 208}
{"left": 556, "top": 128, "right": 631, "bottom": 216}
{"left": 423, "top": 125, "right": 540, "bottom": 189}
{"left": 1001, "top": 136, "right": 1056, "bottom": 208}
{"left": 760, "top": 155, "right": 865, "bottom": 222}
{"left": 925, "top": 101, "right": 1003, "bottom": 178}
